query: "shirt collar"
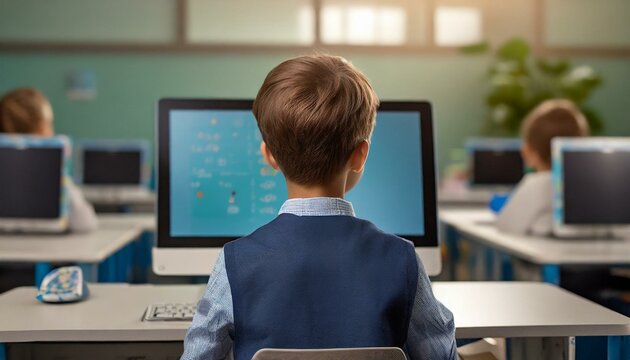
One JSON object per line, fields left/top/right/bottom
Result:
{"left": 278, "top": 197, "right": 355, "bottom": 217}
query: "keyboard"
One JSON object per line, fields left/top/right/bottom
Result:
{"left": 143, "top": 302, "right": 196, "bottom": 321}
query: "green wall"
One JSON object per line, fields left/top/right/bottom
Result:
{"left": 1, "top": 52, "right": 629, "bottom": 175}
{"left": 0, "top": 0, "right": 175, "bottom": 43}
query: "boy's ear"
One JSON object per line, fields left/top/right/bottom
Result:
{"left": 349, "top": 140, "right": 370, "bottom": 173}
{"left": 521, "top": 143, "right": 536, "bottom": 167}
{"left": 260, "top": 142, "right": 280, "bottom": 170}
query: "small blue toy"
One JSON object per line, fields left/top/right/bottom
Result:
{"left": 36, "top": 266, "right": 89, "bottom": 303}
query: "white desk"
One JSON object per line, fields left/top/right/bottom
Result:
{"left": 438, "top": 190, "right": 492, "bottom": 207}
{"left": 0, "top": 282, "right": 627, "bottom": 342}
{"left": 440, "top": 209, "right": 630, "bottom": 265}
{"left": 439, "top": 209, "right": 630, "bottom": 283}
{"left": 85, "top": 191, "right": 156, "bottom": 207}
{"left": 0, "top": 215, "right": 150, "bottom": 284}
{"left": 0, "top": 226, "right": 142, "bottom": 264}
{"left": 98, "top": 213, "right": 156, "bottom": 233}
{"left": 438, "top": 282, "right": 629, "bottom": 339}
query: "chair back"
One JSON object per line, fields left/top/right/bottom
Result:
{"left": 251, "top": 347, "right": 407, "bottom": 360}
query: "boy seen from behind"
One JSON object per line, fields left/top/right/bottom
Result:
{"left": 497, "top": 99, "right": 590, "bottom": 235}
{"left": 182, "top": 55, "right": 456, "bottom": 360}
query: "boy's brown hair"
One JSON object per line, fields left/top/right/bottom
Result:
{"left": 253, "top": 54, "right": 379, "bottom": 185}
{"left": 521, "top": 99, "right": 590, "bottom": 166}
{"left": 0, "top": 88, "right": 50, "bottom": 134}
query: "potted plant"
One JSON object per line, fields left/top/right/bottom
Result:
{"left": 482, "top": 38, "right": 604, "bottom": 135}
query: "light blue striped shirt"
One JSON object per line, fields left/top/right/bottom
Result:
{"left": 182, "top": 197, "right": 457, "bottom": 360}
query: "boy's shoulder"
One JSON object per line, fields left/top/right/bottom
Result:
{"left": 514, "top": 171, "right": 553, "bottom": 199}
{"left": 352, "top": 216, "right": 416, "bottom": 249}
{"left": 226, "top": 213, "right": 415, "bottom": 251}
{"left": 522, "top": 170, "right": 551, "bottom": 184}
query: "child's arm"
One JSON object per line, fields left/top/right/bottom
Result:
{"left": 181, "top": 250, "right": 234, "bottom": 360}
{"left": 66, "top": 178, "right": 98, "bottom": 233}
{"left": 406, "top": 254, "right": 457, "bottom": 360}
{"left": 496, "top": 173, "right": 551, "bottom": 235}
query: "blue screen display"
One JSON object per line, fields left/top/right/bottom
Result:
{"left": 170, "top": 110, "right": 424, "bottom": 237}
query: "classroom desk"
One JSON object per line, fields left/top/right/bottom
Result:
{"left": 98, "top": 213, "right": 156, "bottom": 232}
{"left": 84, "top": 191, "right": 156, "bottom": 207}
{"left": 439, "top": 209, "right": 630, "bottom": 284}
{"left": 0, "top": 215, "right": 149, "bottom": 285}
{"left": 438, "top": 190, "right": 492, "bottom": 207}
{"left": 0, "top": 282, "right": 627, "bottom": 359}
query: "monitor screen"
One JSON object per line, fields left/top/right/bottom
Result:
{"left": 83, "top": 150, "right": 142, "bottom": 185}
{"left": 0, "top": 148, "right": 62, "bottom": 218}
{"left": 169, "top": 109, "right": 425, "bottom": 238}
{"left": 563, "top": 150, "right": 630, "bottom": 225}
{"left": 472, "top": 150, "right": 524, "bottom": 185}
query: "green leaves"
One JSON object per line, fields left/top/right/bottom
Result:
{"left": 482, "top": 37, "right": 604, "bottom": 135}
{"left": 497, "top": 38, "right": 530, "bottom": 62}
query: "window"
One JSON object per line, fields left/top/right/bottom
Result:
{"left": 4, "top": 0, "right": 625, "bottom": 57}
{"left": 187, "top": 0, "right": 315, "bottom": 45}
{"left": 434, "top": 6, "right": 483, "bottom": 47}
{"left": 321, "top": 3, "right": 407, "bottom": 45}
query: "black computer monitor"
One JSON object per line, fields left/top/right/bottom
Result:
{"left": 0, "top": 135, "right": 69, "bottom": 232}
{"left": 0, "top": 148, "right": 61, "bottom": 218}
{"left": 76, "top": 140, "right": 150, "bottom": 186}
{"left": 467, "top": 138, "right": 524, "bottom": 187}
{"left": 83, "top": 150, "right": 141, "bottom": 185}
{"left": 154, "top": 99, "right": 442, "bottom": 276}
{"left": 552, "top": 138, "right": 630, "bottom": 237}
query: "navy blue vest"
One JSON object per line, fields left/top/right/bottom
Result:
{"left": 224, "top": 214, "right": 419, "bottom": 360}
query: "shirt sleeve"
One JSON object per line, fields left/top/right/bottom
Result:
{"left": 405, "top": 254, "right": 457, "bottom": 360}
{"left": 496, "top": 173, "right": 551, "bottom": 235}
{"left": 181, "top": 250, "right": 235, "bottom": 360}
{"left": 66, "top": 177, "right": 98, "bottom": 233}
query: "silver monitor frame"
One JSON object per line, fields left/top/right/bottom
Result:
{"left": 154, "top": 99, "right": 441, "bottom": 276}
{"left": 552, "top": 137, "right": 630, "bottom": 238}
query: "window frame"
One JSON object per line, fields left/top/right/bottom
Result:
{"left": 0, "top": 0, "right": 628, "bottom": 57}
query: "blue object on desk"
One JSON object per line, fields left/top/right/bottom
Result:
{"left": 36, "top": 266, "right": 89, "bottom": 303}
{"left": 489, "top": 193, "right": 510, "bottom": 214}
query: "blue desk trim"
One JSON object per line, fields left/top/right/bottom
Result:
{"left": 500, "top": 253, "right": 514, "bottom": 281}
{"left": 34, "top": 263, "right": 52, "bottom": 288}
{"left": 542, "top": 265, "right": 561, "bottom": 285}
{"left": 608, "top": 336, "right": 629, "bottom": 360}
{"left": 445, "top": 225, "right": 459, "bottom": 280}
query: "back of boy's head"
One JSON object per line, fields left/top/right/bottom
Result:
{"left": 0, "top": 88, "right": 50, "bottom": 134}
{"left": 253, "top": 54, "right": 379, "bottom": 185}
{"left": 521, "top": 99, "right": 590, "bottom": 166}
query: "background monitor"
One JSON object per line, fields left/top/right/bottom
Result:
{"left": 155, "top": 99, "right": 440, "bottom": 276}
{"left": 0, "top": 135, "right": 70, "bottom": 233}
{"left": 466, "top": 138, "right": 524, "bottom": 187}
{"left": 552, "top": 137, "right": 630, "bottom": 237}
{"left": 76, "top": 139, "right": 150, "bottom": 187}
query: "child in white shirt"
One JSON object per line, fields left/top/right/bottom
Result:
{"left": 497, "top": 100, "right": 589, "bottom": 236}
{"left": 0, "top": 88, "right": 98, "bottom": 233}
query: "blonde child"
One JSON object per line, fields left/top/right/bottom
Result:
{"left": 0, "top": 88, "right": 98, "bottom": 233}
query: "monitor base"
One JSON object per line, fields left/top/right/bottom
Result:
{"left": 153, "top": 247, "right": 442, "bottom": 277}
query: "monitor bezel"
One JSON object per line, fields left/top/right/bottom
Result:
{"left": 0, "top": 134, "right": 70, "bottom": 232}
{"left": 552, "top": 137, "right": 630, "bottom": 237}
{"left": 75, "top": 139, "right": 151, "bottom": 187}
{"left": 465, "top": 138, "right": 524, "bottom": 187}
{"left": 157, "top": 99, "right": 438, "bottom": 248}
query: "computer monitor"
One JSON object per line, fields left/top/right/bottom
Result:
{"left": 466, "top": 138, "right": 524, "bottom": 187}
{"left": 0, "top": 135, "right": 70, "bottom": 233}
{"left": 154, "top": 99, "right": 440, "bottom": 276}
{"left": 552, "top": 137, "right": 630, "bottom": 237}
{"left": 75, "top": 139, "right": 151, "bottom": 203}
